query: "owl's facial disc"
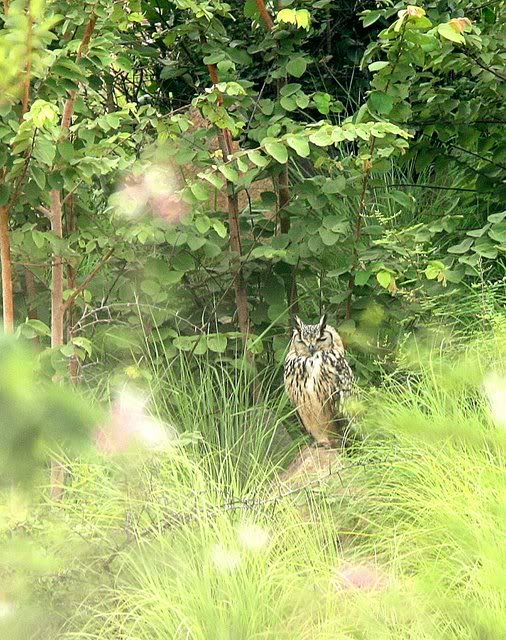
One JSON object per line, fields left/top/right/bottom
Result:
{"left": 293, "top": 327, "right": 334, "bottom": 356}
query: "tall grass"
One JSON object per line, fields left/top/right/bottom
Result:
{"left": 2, "top": 322, "right": 505, "bottom": 639}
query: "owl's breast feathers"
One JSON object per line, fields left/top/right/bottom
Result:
{"left": 284, "top": 350, "right": 353, "bottom": 443}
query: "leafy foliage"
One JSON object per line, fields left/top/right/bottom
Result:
{"left": 0, "top": 0, "right": 504, "bottom": 376}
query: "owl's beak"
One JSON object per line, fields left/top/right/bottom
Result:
{"left": 309, "top": 346, "right": 316, "bottom": 355}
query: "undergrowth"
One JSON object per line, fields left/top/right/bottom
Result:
{"left": 1, "top": 320, "right": 505, "bottom": 639}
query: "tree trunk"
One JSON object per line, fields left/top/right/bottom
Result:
{"left": 0, "top": 205, "right": 14, "bottom": 334}
{"left": 257, "top": 1, "right": 299, "bottom": 318}
{"left": 48, "top": 15, "right": 97, "bottom": 500}
{"left": 49, "top": 189, "right": 66, "bottom": 500}
{"left": 206, "top": 62, "right": 253, "bottom": 363}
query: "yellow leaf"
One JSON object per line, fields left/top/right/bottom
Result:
{"left": 396, "top": 4, "right": 426, "bottom": 30}
{"left": 295, "top": 9, "right": 311, "bottom": 30}
{"left": 277, "top": 8, "right": 310, "bottom": 29}
{"left": 277, "top": 9, "right": 297, "bottom": 25}
{"left": 448, "top": 17, "right": 472, "bottom": 33}
{"left": 398, "top": 5, "right": 426, "bottom": 19}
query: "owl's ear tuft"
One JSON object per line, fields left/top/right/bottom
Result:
{"left": 293, "top": 315, "right": 303, "bottom": 334}
{"left": 318, "top": 313, "right": 327, "bottom": 332}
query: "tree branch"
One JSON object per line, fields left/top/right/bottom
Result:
{"left": 62, "top": 247, "right": 114, "bottom": 314}
{"left": 458, "top": 47, "right": 506, "bottom": 81}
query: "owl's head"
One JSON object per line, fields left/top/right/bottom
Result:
{"left": 290, "top": 314, "right": 344, "bottom": 357}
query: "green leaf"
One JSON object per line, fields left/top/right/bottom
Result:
{"left": 244, "top": 0, "right": 259, "bottom": 18}
{"left": 285, "top": 135, "right": 310, "bottom": 158}
{"left": 60, "top": 344, "right": 75, "bottom": 357}
{"left": 264, "top": 140, "right": 288, "bottom": 164}
{"left": 319, "top": 228, "right": 339, "bottom": 246}
{"left": 280, "top": 83, "right": 301, "bottom": 97}
{"left": 313, "top": 92, "right": 331, "bottom": 115}
{"left": 390, "top": 190, "right": 414, "bottom": 208}
{"left": 488, "top": 211, "right": 505, "bottom": 224}
{"left": 141, "top": 279, "right": 161, "bottom": 296}
{"left": 437, "top": 22, "right": 465, "bottom": 44}
{"left": 322, "top": 176, "right": 346, "bottom": 194}
{"left": 187, "top": 235, "right": 206, "bottom": 251}
{"left": 472, "top": 236, "right": 498, "bottom": 258}
{"left": 489, "top": 222, "right": 506, "bottom": 243}
{"left": 165, "top": 271, "right": 185, "bottom": 284}
{"left": 24, "top": 319, "right": 51, "bottom": 336}
{"left": 295, "top": 92, "right": 310, "bottom": 109}
{"left": 58, "top": 141, "right": 74, "bottom": 162}
{"left": 261, "top": 191, "right": 277, "bottom": 206}
{"left": 259, "top": 100, "right": 274, "bottom": 116}
{"left": 376, "top": 271, "right": 392, "bottom": 288}
{"left": 72, "top": 337, "right": 92, "bottom": 356}
{"left": 425, "top": 261, "right": 445, "bottom": 280}
{"left": 199, "top": 172, "right": 224, "bottom": 190}
{"left": 0, "top": 184, "right": 10, "bottom": 206}
{"left": 195, "top": 215, "right": 211, "bottom": 234}
{"left": 247, "top": 150, "right": 269, "bottom": 167}
{"left": 447, "top": 238, "right": 474, "bottom": 254}
{"left": 213, "top": 220, "right": 227, "bottom": 238}
{"left": 34, "top": 137, "right": 56, "bottom": 166}
{"left": 308, "top": 129, "right": 333, "bottom": 147}
{"left": 280, "top": 95, "right": 297, "bottom": 111}
{"left": 369, "top": 91, "right": 394, "bottom": 115}
{"left": 173, "top": 253, "right": 195, "bottom": 272}
{"left": 467, "top": 225, "right": 490, "bottom": 238}
{"left": 190, "top": 182, "right": 210, "bottom": 201}
{"left": 218, "top": 164, "right": 239, "bottom": 183}
{"left": 286, "top": 57, "right": 307, "bottom": 78}
{"left": 29, "top": 99, "right": 59, "bottom": 128}
{"left": 32, "top": 230, "right": 45, "bottom": 248}
{"left": 31, "top": 166, "right": 46, "bottom": 190}
{"left": 368, "top": 61, "right": 389, "bottom": 71}
{"left": 207, "top": 334, "right": 228, "bottom": 353}
{"left": 362, "top": 9, "right": 383, "bottom": 27}
{"left": 173, "top": 336, "right": 196, "bottom": 352}
{"left": 355, "top": 271, "right": 371, "bottom": 286}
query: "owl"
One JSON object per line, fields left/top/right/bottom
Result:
{"left": 284, "top": 314, "right": 354, "bottom": 447}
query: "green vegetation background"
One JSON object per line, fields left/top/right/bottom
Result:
{"left": 0, "top": 0, "right": 505, "bottom": 638}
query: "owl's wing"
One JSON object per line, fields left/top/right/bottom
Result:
{"left": 330, "top": 356, "right": 354, "bottom": 416}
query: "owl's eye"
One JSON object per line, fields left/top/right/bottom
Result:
{"left": 317, "top": 333, "right": 330, "bottom": 343}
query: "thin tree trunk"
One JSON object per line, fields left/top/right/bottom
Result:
{"left": 49, "top": 189, "right": 66, "bottom": 500}
{"left": 60, "top": 16, "right": 97, "bottom": 132}
{"left": 66, "top": 194, "right": 79, "bottom": 385}
{"left": 255, "top": 0, "right": 274, "bottom": 29}
{"left": 0, "top": 1, "right": 35, "bottom": 334}
{"left": 50, "top": 189, "right": 64, "bottom": 349}
{"left": 206, "top": 62, "right": 253, "bottom": 362}
{"left": 256, "top": 0, "right": 299, "bottom": 318}
{"left": 0, "top": 205, "right": 14, "bottom": 334}
{"left": 218, "top": 137, "right": 252, "bottom": 349}
{"left": 24, "top": 267, "right": 38, "bottom": 320}
{"left": 277, "top": 120, "right": 298, "bottom": 316}
{"left": 49, "top": 15, "right": 97, "bottom": 500}
{"left": 21, "top": 6, "right": 33, "bottom": 115}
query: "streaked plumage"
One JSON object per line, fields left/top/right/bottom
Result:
{"left": 284, "top": 314, "right": 354, "bottom": 447}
